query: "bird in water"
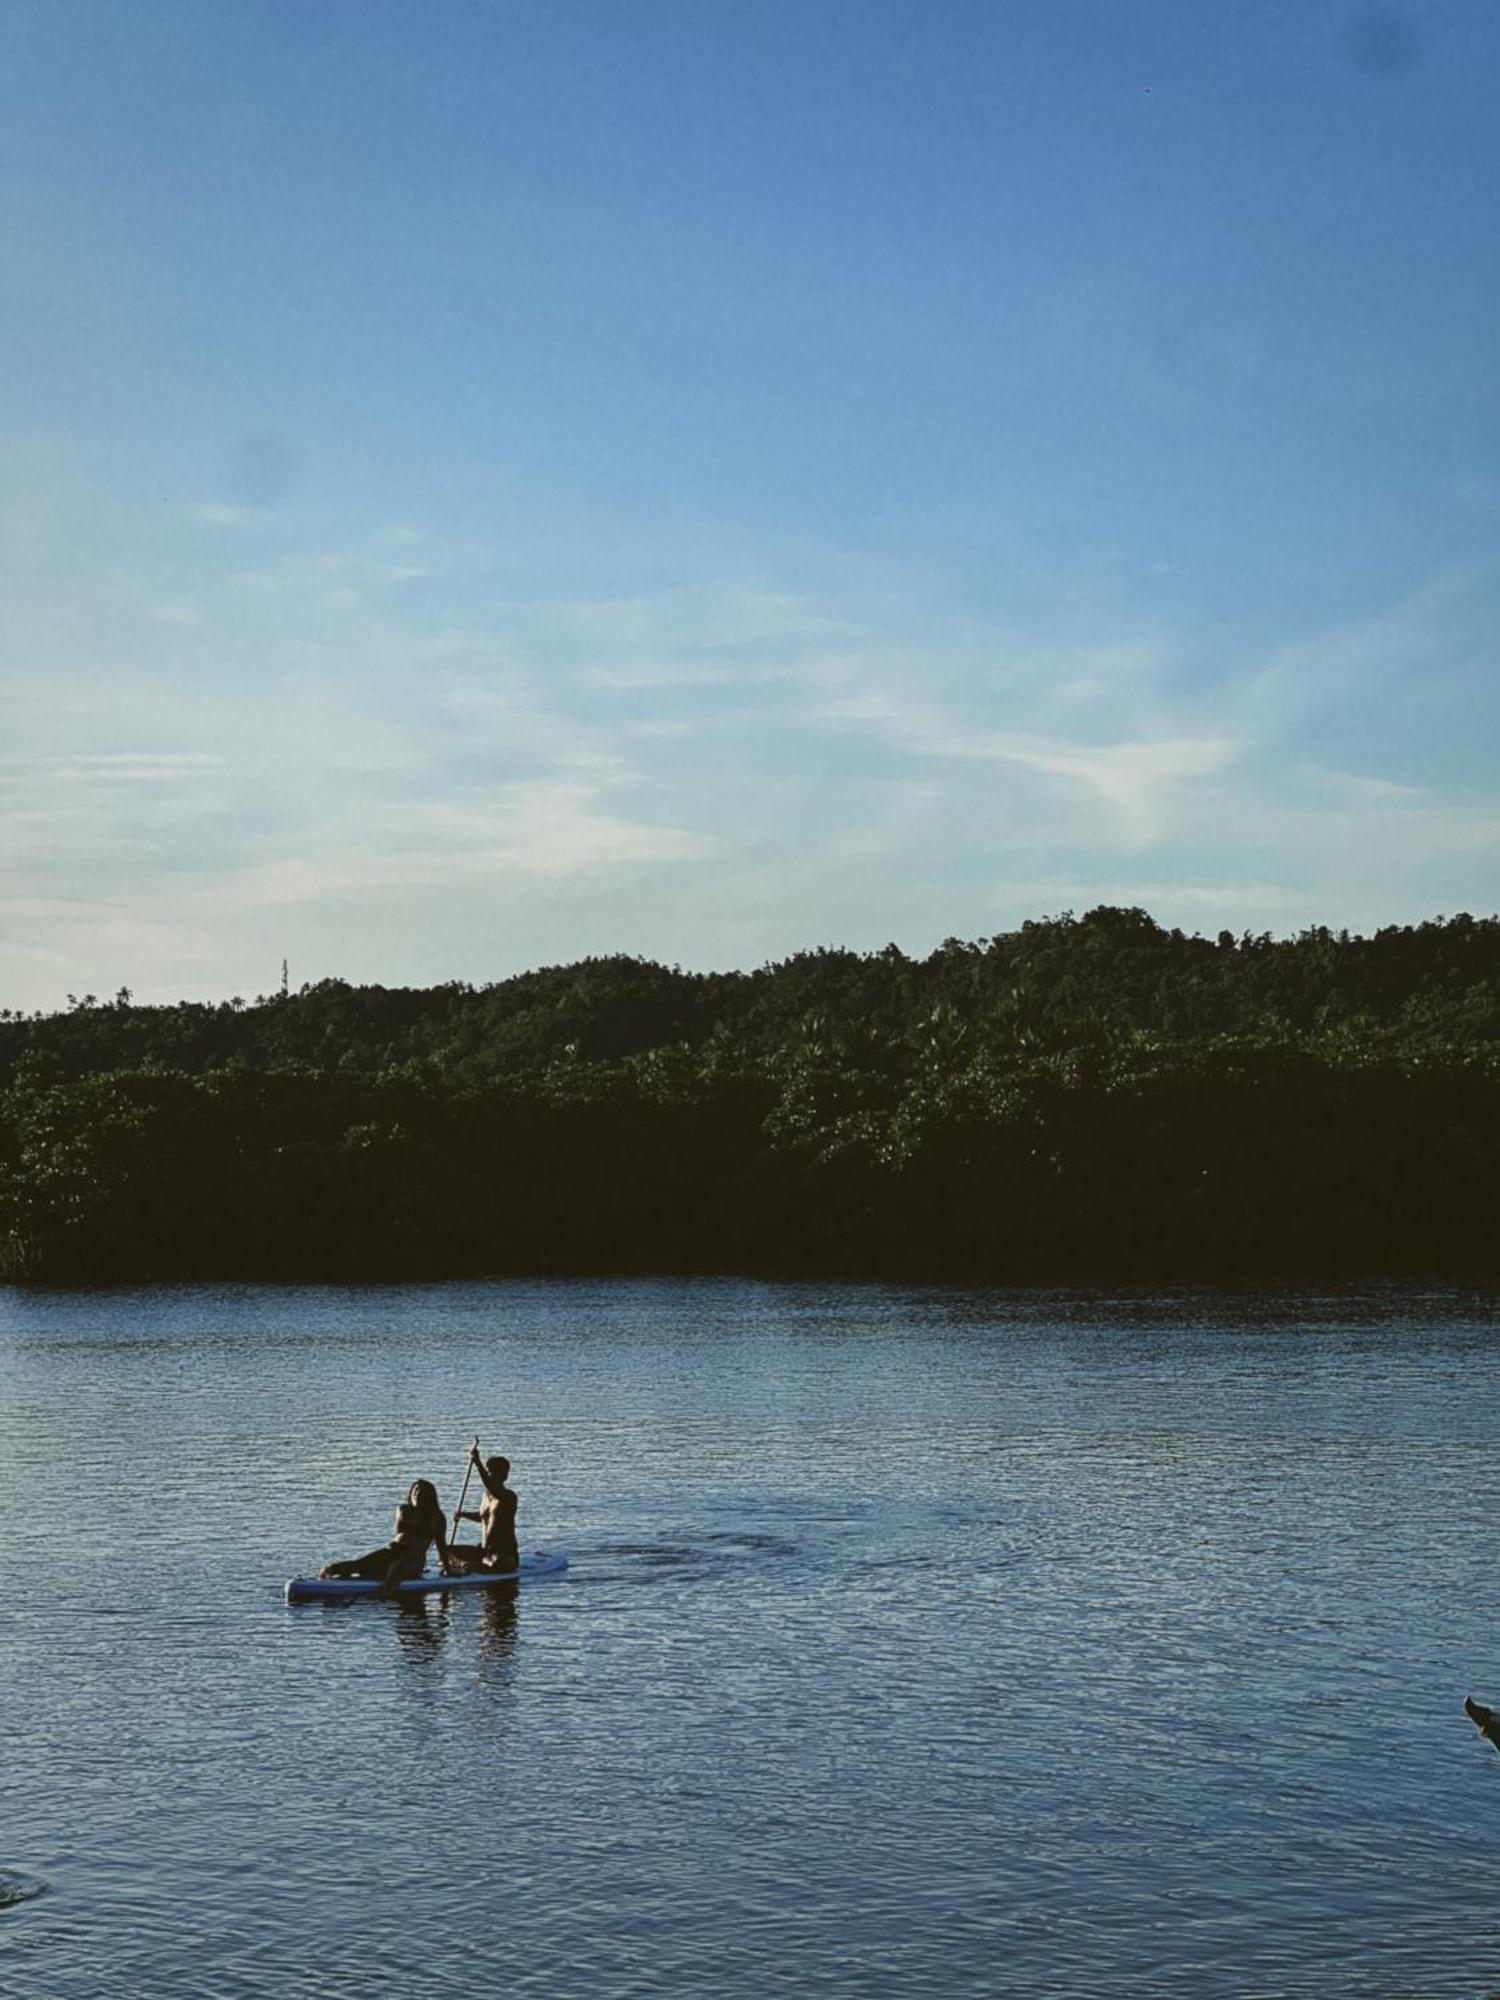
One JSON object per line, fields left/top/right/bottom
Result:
{"left": 1465, "top": 1695, "right": 1500, "bottom": 1751}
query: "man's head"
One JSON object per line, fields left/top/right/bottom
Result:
{"left": 486, "top": 1456, "right": 510, "bottom": 1484}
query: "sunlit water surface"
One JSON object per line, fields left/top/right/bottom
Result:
{"left": 4, "top": 1279, "right": 1500, "bottom": 1998}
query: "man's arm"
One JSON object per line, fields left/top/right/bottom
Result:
{"left": 470, "top": 1445, "right": 506, "bottom": 1500}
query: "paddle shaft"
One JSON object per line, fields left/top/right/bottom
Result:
{"left": 450, "top": 1433, "right": 481, "bottom": 1548}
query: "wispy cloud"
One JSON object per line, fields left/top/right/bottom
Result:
{"left": 1236, "top": 567, "right": 1498, "bottom": 785}
{"left": 410, "top": 779, "right": 713, "bottom": 880}
{"left": 58, "top": 752, "right": 228, "bottom": 781}
{"left": 192, "top": 503, "right": 260, "bottom": 528}
{"left": 2, "top": 449, "right": 1495, "bottom": 1007}
{"left": 821, "top": 690, "right": 1236, "bottom": 845}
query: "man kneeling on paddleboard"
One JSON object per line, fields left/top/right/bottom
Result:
{"left": 448, "top": 1446, "right": 520, "bottom": 1574}
{"left": 319, "top": 1479, "right": 455, "bottom": 1596}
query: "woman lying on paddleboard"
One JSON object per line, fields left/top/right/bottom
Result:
{"left": 448, "top": 1446, "right": 519, "bottom": 1574}
{"left": 319, "top": 1479, "right": 454, "bottom": 1595}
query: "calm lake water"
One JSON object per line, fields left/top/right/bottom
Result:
{"left": 4, "top": 1278, "right": 1500, "bottom": 1998}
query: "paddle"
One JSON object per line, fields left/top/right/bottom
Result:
{"left": 449, "top": 1433, "right": 481, "bottom": 1558}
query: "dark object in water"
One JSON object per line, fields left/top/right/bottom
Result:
{"left": 0, "top": 1870, "right": 46, "bottom": 1911}
{"left": 1465, "top": 1694, "right": 1500, "bottom": 1751}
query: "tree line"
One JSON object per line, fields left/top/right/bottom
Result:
{"left": 2, "top": 907, "right": 1496, "bottom": 1284}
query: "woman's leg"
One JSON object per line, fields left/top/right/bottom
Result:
{"left": 378, "top": 1543, "right": 431, "bottom": 1597}
{"left": 318, "top": 1546, "right": 394, "bottom": 1581}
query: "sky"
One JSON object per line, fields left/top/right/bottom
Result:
{"left": 2, "top": 0, "right": 1498, "bottom": 1009}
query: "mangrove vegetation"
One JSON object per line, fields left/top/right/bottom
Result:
{"left": 1, "top": 907, "right": 1497, "bottom": 1284}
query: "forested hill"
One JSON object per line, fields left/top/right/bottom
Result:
{"left": 4, "top": 908, "right": 1500, "bottom": 1083}
{"left": 2, "top": 908, "right": 1498, "bottom": 1287}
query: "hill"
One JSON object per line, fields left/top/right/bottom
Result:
{"left": 2, "top": 908, "right": 1497, "bottom": 1284}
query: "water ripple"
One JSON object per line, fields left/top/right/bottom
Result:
{"left": 6, "top": 1277, "right": 1500, "bottom": 1996}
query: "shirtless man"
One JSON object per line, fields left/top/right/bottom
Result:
{"left": 450, "top": 1446, "right": 520, "bottom": 1574}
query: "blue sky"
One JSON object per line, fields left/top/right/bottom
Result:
{"left": 2, "top": 0, "right": 1497, "bottom": 1007}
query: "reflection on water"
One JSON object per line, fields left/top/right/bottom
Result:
{"left": 392, "top": 1596, "right": 450, "bottom": 1667}
{"left": 4, "top": 1277, "right": 1500, "bottom": 1998}
{"left": 478, "top": 1582, "right": 520, "bottom": 1673}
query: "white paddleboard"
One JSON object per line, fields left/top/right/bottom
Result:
{"left": 285, "top": 1551, "right": 568, "bottom": 1602}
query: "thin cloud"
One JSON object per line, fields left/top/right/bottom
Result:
{"left": 1242, "top": 566, "right": 1496, "bottom": 748}
{"left": 62, "top": 752, "right": 228, "bottom": 780}
{"left": 3, "top": 455, "right": 1495, "bottom": 1011}
{"left": 223, "top": 780, "right": 713, "bottom": 909}
{"left": 822, "top": 691, "right": 1236, "bottom": 846}
{"left": 1305, "top": 766, "right": 1421, "bottom": 801}
{"left": 414, "top": 779, "right": 714, "bottom": 879}
{"left": 192, "top": 503, "right": 259, "bottom": 527}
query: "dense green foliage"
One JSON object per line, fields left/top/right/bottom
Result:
{"left": 2, "top": 908, "right": 1497, "bottom": 1283}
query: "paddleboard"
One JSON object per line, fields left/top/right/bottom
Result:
{"left": 285, "top": 1551, "right": 568, "bottom": 1603}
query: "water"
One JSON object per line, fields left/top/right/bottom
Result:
{"left": 4, "top": 1279, "right": 1500, "bottom": 1998}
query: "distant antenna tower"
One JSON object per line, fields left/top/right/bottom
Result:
{"left": 280, "top": 958, "right": 289, "bottom": 999}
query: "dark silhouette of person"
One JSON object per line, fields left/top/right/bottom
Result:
{"left": 319, "top": 1479, "right": 454, "bottom": 1595}
{"left": 450, "top": 1447, "right": 520, "bottom": 1573}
